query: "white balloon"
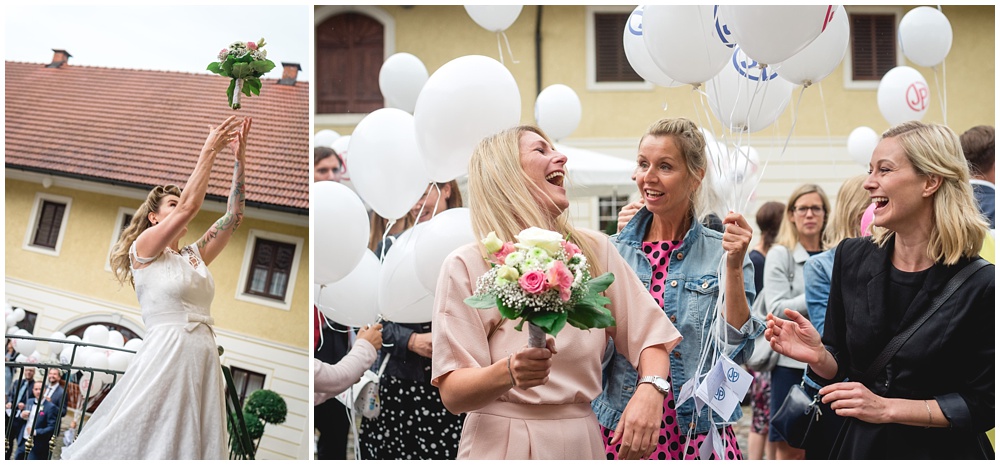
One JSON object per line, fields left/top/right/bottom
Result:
{"left": 464, "top": 5, "right": 523, "bottom": 32}
{"left": 332, "top": 135, "right": 351, "bottom": 157}
{"left": 898, "top": 7, "right": 953, "bottom": 68}
{"left": 48, "top": 331, "right": 66, "bottom": 355}
{"left": 59, "top": 347, "right": 72, "bottom": 365}
{"left": 643, "top": 5, "right": 732, "bottom": 85}
{"left": 623, "top": 6, "right": 684, "bottom": 88}
{"left": 13, "top": 307, "right": 25, "bottom": 322}
{"left": 414, "top": 208, "right": 476, "bottom": 293}
{"left": 108, "top": 351, "right": 130, "bottom": 372}
{"left": 123, "top": 338, "right": 143, "bottom": 352}
{"left": 15, "top": 354, "right": 27, "bottom": 363}
{"left": 348, "top": 109, "right": 432, "bottom": 219}
{"left": 6, "top": 325, "right": 18, "bottom": 335}
{"left": 378, "top": 225, "right": 435, "bottom": 323}
{"left": 719, "top": 5, "right": 838, "bottom": 65}
{"left": 83, "top": 325, "right": 109, "bottom": 345}
{"left": 314, "top": 129, "right": 341, "bottom": 148}
{"left": 84, "top": 350, "right": 109, "bottom": 370}
{"left": 414, "top": 55, "right": 521, "bottom": 183}
{"left": 534, "top": 84, "right": 582, "bottom": 142}
{"left": 106, "top": 330, "right": 125, "bottom": 348}
{"left": 79, "top": 373, "right": 104, "bottom": 399}
{"left": 379, "top": 53, "right": 429, "bottom": 114}
{"left": 775, "top": 8, "right": 850, "bottom": 86}
{"left": 315, "top": 250, "right": 381, "bottom": 327}
{"left": 29, "top": 350, "right": 42, "bottom": 363}
{"left": 312, "top": 182, "right": 370, "bottom": 285}
{"left": 848, "top": 126, "right": 881, "bottom": 167}
{"left": 706, "top": 48, "right": 794, "bottom": 133}
{"left": 5, "top": 314, "right": 16, "bottom": 328}
{"left": 877, "top": 66, "right": 929, "bottom": 126}
{"left": 724, "top": 144, "right": 761, "bottom": 185}
{"left": 13, "top": 332, "right": 37, "bottom": 357}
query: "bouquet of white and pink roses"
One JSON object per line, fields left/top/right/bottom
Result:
{"left": 464, "top": 227, "right": 616, "bottom": 347}
{"left": 207, "top": 38, "right": 276, "bottom": 109}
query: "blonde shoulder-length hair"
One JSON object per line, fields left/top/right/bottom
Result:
{"left": 822, "top": 174, "right": 870, "bottom": 249}
{"left": 468, "top": 125, "right": 602, "bottom": 275}
{"left": 872, "top": 121, "right": 988, "bottom": 264}
{"left": 775, "top": 183, "right": 830, "bottom": 251}
{"left": 108, "top": 184, "right": 182, "bottom": 287}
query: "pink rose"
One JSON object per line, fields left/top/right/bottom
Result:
{"left": 518, "top": 270, "right": 548, "bottom": 295}
{"left": 562, "top": 240, "right": 581, "bottom": 258}
{"left": 247, "top": 41, "right": 258, "bottom": 51}
{"left": 547, "top": 261, "right": 574, "bottom": 302}
{"left": 493, "top": 242, "right": 515, "bottom": 264}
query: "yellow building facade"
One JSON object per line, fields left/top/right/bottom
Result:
{"left": 315, "top": 5, "right": 994, "bottom": 230}
{"left": 5, "top": 172, "right": 311, "bottom": 460}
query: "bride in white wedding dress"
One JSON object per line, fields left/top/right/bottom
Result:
{"left": 63, "top": 116, "right": 250, "bottom": 460}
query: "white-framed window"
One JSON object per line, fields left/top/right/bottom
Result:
{"left": 598, "top": 194, "right": 632, "bottom": 235}
{"left": 23, "top": 192, "right": 73, "bottom": 256}
{"left": 105, "top": 207, "right": 137, "bottom": 272}
{"left": 585, "top": 5, "right": 654, "bottom": 92}
{"left": 235, "top": 230, "right": 303, "bottom": 311}
{"left": 314, "top": 5, "right": 396, "bottom": 126}
{"left": 842, "top": 6, "right": 904, "bottom": 90}
{"left": 228, "top": 366, "right": 267, "bottom": 406}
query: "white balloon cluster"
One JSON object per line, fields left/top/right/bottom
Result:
{"left": 52, "top": 325, "right": 143, "bottom": 400}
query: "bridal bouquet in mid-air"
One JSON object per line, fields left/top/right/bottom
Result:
{"left": 464, "top": 227, "right": 616, "bottom": 347}
{"left": 207, "top": 38, "right": 276, "bottom": 109}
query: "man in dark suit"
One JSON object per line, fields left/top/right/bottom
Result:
{"left": 5, "top": 366, "right": 36, "bottom": 460}
{"left": 13, "top": 381, "right": 60, "bottom": 460}
{"left": 40, "top": 369, "right": 66, "bottom": 418}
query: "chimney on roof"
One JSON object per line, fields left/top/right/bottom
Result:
{"left": 278, "top": 62, "right": 301, "bottom": 85}
{"left": 47, "top": 49, "right": 72, "bottom": 68}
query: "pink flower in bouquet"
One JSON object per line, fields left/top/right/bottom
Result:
{"left": 518, "top": 270, "right": 548, "bottom": 295}
{"left": 218, "top": 48, "right": 229, "bottom": 61}
{"left": 494, "top": 242, "right": 515, "bottom": 264}
{"left": 547, "top": 261, "right": 574, "bottom": 302}
{"left": 247, "top": 41, "right": 258, "bottom": 51}
{"left": 562, "top": 240, "right": 581, "bottom": 258}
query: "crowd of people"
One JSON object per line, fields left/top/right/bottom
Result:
{"left": 312, "top": 119, "right": 994, "bottom": 460}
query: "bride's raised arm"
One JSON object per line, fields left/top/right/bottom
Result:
{"left": 197, "top": 117, "right": 251, "bottom": 265}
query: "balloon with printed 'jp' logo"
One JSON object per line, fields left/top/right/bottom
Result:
{"left": 706, "top": 47, "right": 794, "bottom": 133}
{"left": 877, "top": 66, "right": 929, "bottom": 126}
{"left": 642, "top": 5, "right": 731, "bottom": 85}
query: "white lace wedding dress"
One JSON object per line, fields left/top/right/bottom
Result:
{"left": 62, "top": 243, "right": 227, "bottom": 459}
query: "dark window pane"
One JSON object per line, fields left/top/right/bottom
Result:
{"left": 244, "top": 238, "right": 295, "bottom": 301}
{"left": 316, "top": 13, "right": 384, "bottom": 114}
{"left": 850, "top": 13, "right": 896, "bottom": 81}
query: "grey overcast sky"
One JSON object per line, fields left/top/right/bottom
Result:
{"left": 5, "top": 4, "right": 311, "bottom": 79}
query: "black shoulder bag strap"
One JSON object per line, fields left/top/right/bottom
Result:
{"left": 862, "top": 258, "right": 990, "bottom": 384}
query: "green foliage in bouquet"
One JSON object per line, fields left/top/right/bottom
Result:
{"left": 207, "top": 38, "right": 276, "bottom": 109}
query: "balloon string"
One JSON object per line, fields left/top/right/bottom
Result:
{"left": 692, "top": 86, "right": 732, "bottom": 215}
{"left": 501, "top": 31, "right": 520, "bottom": 64}
{"left": 380, "top": 219, "right": 396, "bottom": 262}
{"left": 933, "top": 63, "right": 948, "bottom": 126}
{"left": 496, "top": 32, "right": 504, "bottom": 65}
{"left": 743, "top": 85, "right": 807, "bottom": 213}
{"left": 817, "top": 82, "right": 835, "bottom": 167}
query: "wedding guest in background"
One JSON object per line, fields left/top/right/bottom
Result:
{"left": 959, "top": 125, "right": 994, "bottom": 229}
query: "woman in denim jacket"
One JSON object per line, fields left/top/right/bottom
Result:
{"left": 592, "top": 118, "right": 764, "bottom": 459}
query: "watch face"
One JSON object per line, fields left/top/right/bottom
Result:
{"left": 652, "top": 378, "right": 670, "bottom": 392}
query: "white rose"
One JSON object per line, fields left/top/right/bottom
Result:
{"left": 515, "top": 227, "right": 564, "bottom": 255}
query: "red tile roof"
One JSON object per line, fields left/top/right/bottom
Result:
{"left": 5, "top": 61, "right": 309, "bottom": 212}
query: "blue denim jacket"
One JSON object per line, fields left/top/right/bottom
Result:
{"left": 592, "top": 207, "right": 764, "bottom": 433}
{"left": 802, "top": 246, "right": 837, "bottom": 390}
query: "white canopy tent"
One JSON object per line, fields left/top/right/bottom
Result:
{"left": 555, "top": 143, "right": 637, "bottom": 198}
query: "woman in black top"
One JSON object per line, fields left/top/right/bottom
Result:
{"left": 765, "top": 121, "right": 994, "bottom": 459}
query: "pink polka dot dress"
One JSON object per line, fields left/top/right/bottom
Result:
{"left": 599, "top": 240, "right": 743, "bottom": 460}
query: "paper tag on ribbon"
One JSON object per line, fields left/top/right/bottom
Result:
{"left": 694, "top": 355, "right": 751, "bottom": 419}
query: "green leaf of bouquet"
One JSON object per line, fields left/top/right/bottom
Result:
{"left": 251, "top": 60, "right": 276, "bottom": 75}
{"left": 464, "top": 293, "right": 497, "bottom": 309}
{"left": 247, "top": 78, "right": 262, "bottom": 96}
{"left": 226, "top": 79, "right": 236, "bottom": 106}
{"left": 529, "top": 311, "right": 567, "bottom": 336}
{"left": 207, "top": 62, "right": 222, "bottom": 74}
{"left": 567, "top": 300, "right": 616, "bottom": 330}
{"left": 231, "top": 63, "right": 252, "bottom": 79}
{"left": 221, "top": 57, "right": 235, "bottom": 77}
{"left": 586, "top": 272, "right": 615, "bottom": 295}
{"left": 514, "top": 319, "right": 525, "bottom": 331}
{"left": 497, "top": 300, "right": 521, "bottom": 320}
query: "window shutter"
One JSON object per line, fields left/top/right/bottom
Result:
{"left": 595, "top": 13, "right": 642, "bottom": 83}
{"left": 33, "top": 201, "right": 66, "bottom": 249}
{"left": 851, "top": 13, "right": 896, "bottom": 81}
{"left": 317, "top": 13, "right": 384, "bottom": 114}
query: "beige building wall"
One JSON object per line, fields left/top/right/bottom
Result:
{"left": 5, "top": 173, "right": 310, "bottom": 460}
{"left": 315, "top": 5, "right": 994, "bottom": 231}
